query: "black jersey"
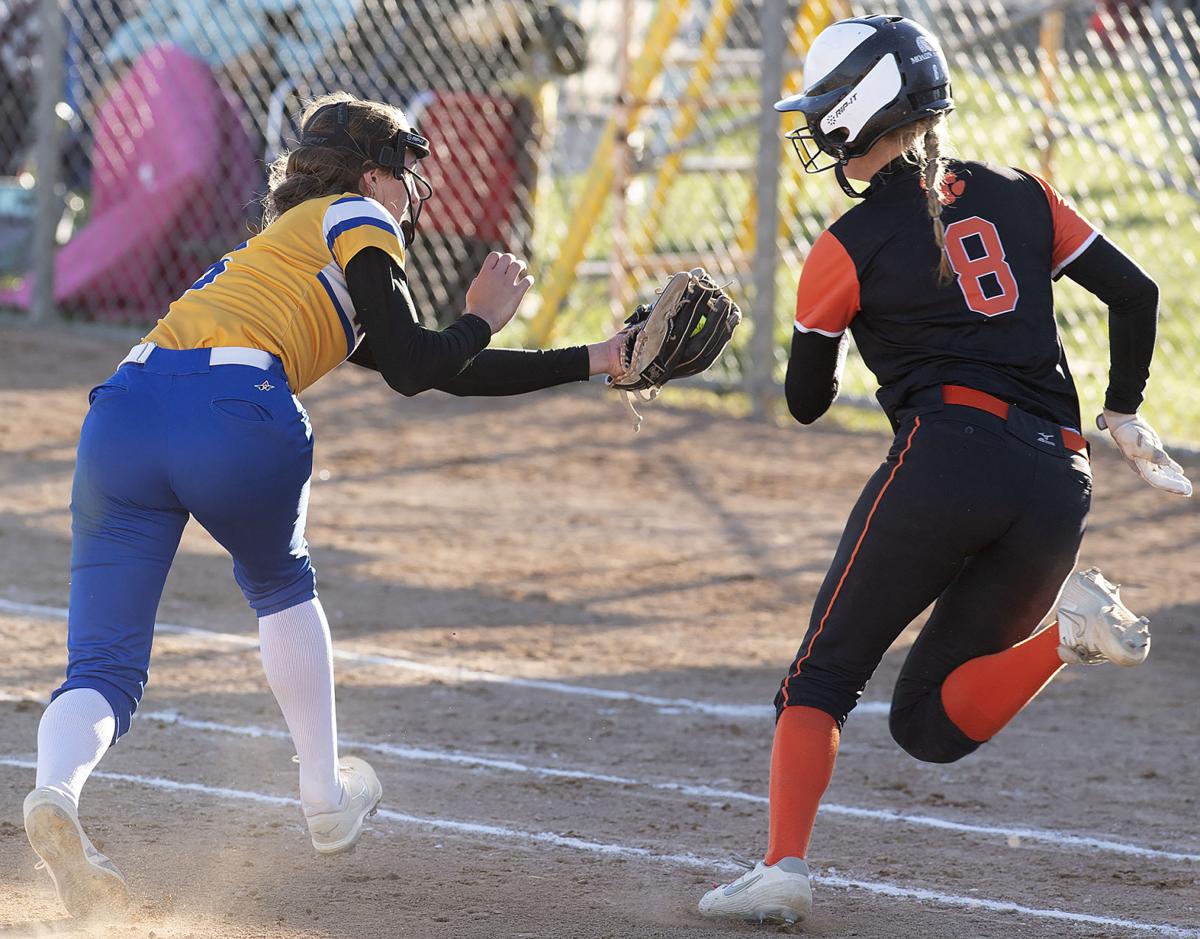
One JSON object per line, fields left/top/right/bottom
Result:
{"left": 794, "top": 160, "right": 1097, "bottom": 429}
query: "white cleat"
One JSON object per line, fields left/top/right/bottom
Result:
{"left": 1057, "top": 567, "right": 1150, "bottom": 667}
{"left": 698, "top": 857, "right": 812, "bottom": 924}
{"left": 304, "top": 756, "right": 383, "bottom": 855}
{"left": 23, "top": 787, "right": 128, "bottom": 919}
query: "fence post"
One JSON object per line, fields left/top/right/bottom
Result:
{"left": 749, "top": 0, "right": 786, "bottom": 419}
{"left": 31, "top": 0, "right": 66, "bottom": 323}
{"left": 609, "top": 0, "right": 634, "bottom": 322}
{"left": 1037, "top": 8, "right": 1065, "bottom": 180}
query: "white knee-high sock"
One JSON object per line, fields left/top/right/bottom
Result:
{"left": 258, "top": 598, "right": 344, "bottom": 813}
{"left": 35, "top": 688, "right": 116, "bottom": 810}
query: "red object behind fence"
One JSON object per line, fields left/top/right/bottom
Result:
{"left": 413, "top": 92, "right": 531, "bottom": 243}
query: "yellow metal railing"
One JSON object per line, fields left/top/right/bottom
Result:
{"left": 736, "top": 0, "right": 836, "bottom": 257}
{"left": 629, "top": 0, "right": 739, "bottom": 255}
{"left": 528, "top": 0, "right": 690, "bottom": 345}
{"left": 529, "top": 0, "right": 837, "bottom": 346}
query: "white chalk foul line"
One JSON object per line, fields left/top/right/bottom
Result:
{"left": 6, "top": 694, "right": 1194, "bottom": 864}
{"left": 3, "top": 688, "right": 1196, "bottom": 866}
{"left": 0, "top": 757, "right": 1195, "bottom": 938}
{"left": 4, "top": 591, "right": 1196, "bottom": 869}
{"left": 811, "top": 874, "right": 1200, "bottom": 938}
{"left": 134, "top": 708, "right": 1200, "bottom": 865}
{"left": 0, "top": 596, "right": 889, "bottom": 718}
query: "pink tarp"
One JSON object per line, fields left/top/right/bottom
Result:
{"left": 1, "top": 46, "right": 257, "bottom": 319}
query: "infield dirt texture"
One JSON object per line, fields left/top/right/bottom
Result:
{"left": 0, "top": 323, "right": 1196, "bottom": 938}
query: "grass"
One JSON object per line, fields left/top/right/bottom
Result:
{"left": 523, "top": 62, "right": 1200, "bottom": 446}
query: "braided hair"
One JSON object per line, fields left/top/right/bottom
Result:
{"left": 894, "top": 115, "right": 953, "bottom": 285}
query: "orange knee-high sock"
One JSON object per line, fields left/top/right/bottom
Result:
{"left": 941, "top": 624, "right": 1066, "bottom": 743}
{"left": 764, "top": 706, "right": 839, "bottom": 865}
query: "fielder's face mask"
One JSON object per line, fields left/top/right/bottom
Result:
{"left": 300, "top": 100, "right": 434, "bottom": 244}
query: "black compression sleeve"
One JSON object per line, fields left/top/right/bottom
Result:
{"left": 785, "top": 329, "right": 847, "bottom": 424}
{"left": 345, "top": 248, "right": 591, "bottom": 397}
{"left": 346, "top": 337, "right": 380, "bottom": 371}
{"left": 1060, "top": 236, "right": 1158, "bottom": 414}
{"left": 344, "top": 247, "right": 491, "bottom": 396}
{"left": 351, "top": 338, "right": 591, "bottom": 396}
{"left": 436, "top": 346, "right": 590, "bottom": 396}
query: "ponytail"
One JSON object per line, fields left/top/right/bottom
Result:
{"left": 894, "top": 115, "right": 953, "bottom": 285}
{"left": 919, "top": 126, "right": 953, "bottom": 284}
{"left": 263, "top": 147, "right": 368, "bottom": 225}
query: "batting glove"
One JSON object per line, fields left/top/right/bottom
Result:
{"left": 1098, "top": 410, "right": 1193, "bottom": 497}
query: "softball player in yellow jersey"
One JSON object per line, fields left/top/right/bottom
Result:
{"left": 23, "top": 92, "right": 627, "bottom": 917}
{"left": 148, "top": 191, "right": 407, "bottom": 394}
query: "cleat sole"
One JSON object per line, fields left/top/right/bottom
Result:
{"left": 25, "top": 803, "right": 128, "bottom": 919}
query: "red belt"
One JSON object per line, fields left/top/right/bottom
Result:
{"left": 942, "top": 385, "right": 1088, "bottom": 455}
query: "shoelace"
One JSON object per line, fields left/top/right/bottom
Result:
{"left": 617, "top": 386, "right": 659, "bottom": 432}
{"left": 709, "top": 853, "right": 757, "bottom": 888}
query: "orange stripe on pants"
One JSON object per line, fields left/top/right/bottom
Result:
{"left": 781, "top": 416, "right": 922, "bottom": 707}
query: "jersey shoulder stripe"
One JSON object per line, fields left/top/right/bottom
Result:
{"left": 324, "top": 216, "right": 397, "bottom": 253}
{"left": 321, "top": 195, "right": 405, "bottom": 269}
{"left": 321, "top": 195, "right": 400, "bottom": 240}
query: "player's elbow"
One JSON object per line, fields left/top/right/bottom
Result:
{"left": 382, "top": 371, "right": 429, "bottom": 398}
{"left": 785, "top": 376, "right": 837, "bottom": 425}
{"left": 1136, "top": 273, "right": 1159, "bottom": 308}
{"left": 1113, "top": 266, "right": 1158, "bottom": 312}
{"left": 785, "top": 332, "right": 844, "bottom": 426}
{"left": 787, "top": 397, "right": 830, "bottom": 425}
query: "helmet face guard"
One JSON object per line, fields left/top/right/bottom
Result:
{"left": 775, "top": 16, "right": 953, "bottom": 183}
{"left": 783, "top": 125, "right": 840, "bottom": 174}
{"left": 780, "top": 85, "right": 859, "bottom": 175}
{"left": 397, "top": 163, "right": 433, "bottom": 247}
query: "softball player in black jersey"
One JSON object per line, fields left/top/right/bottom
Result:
{"left": 700, "top": 15, "right": 1192, "bottom": 924}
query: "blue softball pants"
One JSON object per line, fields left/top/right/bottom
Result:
{"left": 57, "top": 347, "right": 316, "bottom": 741}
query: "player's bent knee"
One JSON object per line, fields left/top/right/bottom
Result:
{"left": 889, "top": 702, "right": 982, "bottom": 764}
{"left": 53, "top": 674, "right": 140, "bottom": 744}
{"left": 236, "top": 563, "right": 317, "bottom": 616}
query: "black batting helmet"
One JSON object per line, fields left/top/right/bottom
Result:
{"left": 774, "top": 15, "right": 953, "bottom": 174}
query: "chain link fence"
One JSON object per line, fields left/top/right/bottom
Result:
{"left": 0, "top": 0, "right": 588, "bottom": 325}
{"left": 1, "top": 0, "right": 1197, "bottom": 442}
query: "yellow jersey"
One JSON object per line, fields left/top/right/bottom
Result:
{"left": 145, "top": 193, "right": 406, "bottom": 393}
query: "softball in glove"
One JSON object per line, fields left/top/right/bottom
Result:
{"left": 608, "top": 267, "right": 741, "bottom": 429}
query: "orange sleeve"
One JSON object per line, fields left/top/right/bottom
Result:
{"left": 1030, "top": 173, "right": 1098, "bottom": 277}
{"left": 794, "top": 230, "right": 860, "bottom": 337}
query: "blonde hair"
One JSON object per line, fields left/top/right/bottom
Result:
{"left": 891, "top": 115, "right": 952, "bottom": 284}
{"left": 261, "top": 92, "right": 413, "bottom": 225}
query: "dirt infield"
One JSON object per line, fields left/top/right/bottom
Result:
{"left": 0, "top": 322, "right": 1197, "bottom": 939}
